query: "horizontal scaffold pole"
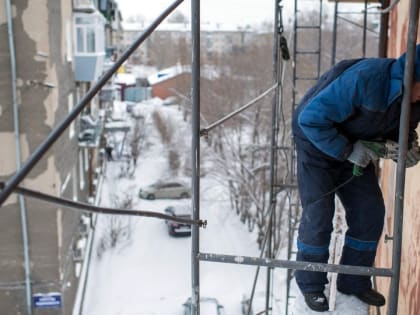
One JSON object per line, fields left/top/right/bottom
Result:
{"left": 199, "top": 252, "right": 393, "bottom": 277}
{"left": 200, "top": 83, "right": 277, "bottom": 136}
{"left": 0, "top": 182, "right": 206, "bottom": 227}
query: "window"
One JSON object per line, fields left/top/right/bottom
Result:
{"left": 79, "top": 150, "right": 85, "bottom": 190}
{"left": 74, "top": 13, "right": 105, "bottom": 54}
{"left": 77, "top": 28, "right": 85, "bottom": 52}
{"left": 68, "top": 93, "right": 75, "bottom": 139}
{"left": 86, "top": 27, "right": 96, "bottom": 52}
{"left": 72, "top": 166, "right": 78, "bottom": 201}
{"left": 84, "top": 149, "right": 89, "bottom": 172}
{"left": 66, "top": 19, "right": 73, "bottom": 62}
{"left": 76, "top": 84, "right": 82, "bottom": 103}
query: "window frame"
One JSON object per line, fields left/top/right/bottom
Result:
{"left": 74, "top": 12, "right": 105, "bottom": 55}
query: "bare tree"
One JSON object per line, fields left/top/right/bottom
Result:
{"left": 167, "top": 10, "right": 189, "bottom": 23}
{"left": 152, "top": 110, "right": 173, "bottom": 144}
{"left": 129, "top": 119, "right": 147, "bottom": 171}
{"left": 96, "top": 193, "right": 135, "bottom": 259}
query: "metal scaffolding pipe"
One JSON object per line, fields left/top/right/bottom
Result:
{"left": 5, "top": 1, "right": 32, "bottom": 313}
{"left": 0, "top": 0, "right": 184, "bottom": 206}
{"left": 190, "top": 0, "right": 201, "bottom": 314}
{"left": 0, "top": 182, "right": 205, "bottom": 226}
{"left": 200, "top": 84, "right": 277, "bottom": 136}
{"left": 199, "top": 252, "right": 393, "bottom": 277}
{"left": 265, "top": 0, "right": 282, "bottom": 312}
{"left": 388, "top": 1, "right": 420, "bottom": 314}
{"left": 378, "top": 0, "right": 390, "bottom": 58}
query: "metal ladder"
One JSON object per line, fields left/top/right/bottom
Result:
{"left": 285, "top": 0, "right": 324, "bottom": 313}
{"left": 331, "top": 0, "right": 381, "bottom": 65}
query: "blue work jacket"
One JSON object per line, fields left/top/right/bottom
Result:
{"left": 293, "top": 47, "right": 420, "bottom": 161}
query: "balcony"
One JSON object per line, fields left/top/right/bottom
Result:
{"left": 78, "top": 115, "right": 104, "bottom": 148}
{"left": 73, "top": 0, "right": 96, "bottom": 13}
{"left": 74, "top": 11, "right": 106, "bottom": 82}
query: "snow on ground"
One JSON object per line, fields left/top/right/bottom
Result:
{"left": 82, "top": 100, "right": 369, "bottom": 315}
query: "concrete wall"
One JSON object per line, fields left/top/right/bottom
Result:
{"left": 373, "top": 2, "right": 420, "bottom": 314}
{"left": 0, "top": 1, "right": 88, "bottom": 314}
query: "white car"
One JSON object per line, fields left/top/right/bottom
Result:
{"left": 138, "top": 180, "right": 191, "bottom": 200}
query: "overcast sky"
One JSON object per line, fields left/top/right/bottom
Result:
{"left": 116, "top": 0, "right": 295, "bottom": 27}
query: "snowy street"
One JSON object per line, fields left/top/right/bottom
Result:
{"left": 82, "top": 101, "right": 285, "bottom": 315}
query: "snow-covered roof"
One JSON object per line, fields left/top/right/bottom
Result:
{"left": 147, "top": 64, "right": 191, "bottom": 85}
{"left": 130, "top": 65, "right": 158, "bottom": 79}
{"left": 147, "top": 64, "right": 221, "bottom": 85}
{"left": 114, "top": 73, "right": 136, "bottom": 85}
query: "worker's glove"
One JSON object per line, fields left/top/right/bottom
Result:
{"left": 388, "top": 137, "right": 420, "bottom": 168}
{"left": 406, "top": 145, "right": 420, "bottom": 167}
{"left": 347, "top": 140, "right": 381, "bottom": 168}
{"left": 406, "top": 133, "right": 420, "bottom": 168}
{"left": 393, "top": 135, "right": 420, "bottom": 168}
{"left": 383, "top": 140, "right": 399, "bottom": 160}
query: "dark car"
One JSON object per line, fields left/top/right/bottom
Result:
{"left": 183, "top": 297, "right": 225, "bottom": 315}
{"left": 164, "top": 204, "right": 192, "bottom": 236}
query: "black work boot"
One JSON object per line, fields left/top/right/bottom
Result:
{"left": 303, "top": 292, "right": 329, "bottom": 312}
{"left": 354, "top": 288, "right": 386, "bottom": 306}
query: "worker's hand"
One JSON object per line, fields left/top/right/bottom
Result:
{"left": 406, "top": 145, "right": 420, "bottom": 167}
{"left": 347, "top": 140, "right": 381, "bottom": 168}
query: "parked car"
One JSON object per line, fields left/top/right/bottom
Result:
{"left": 164, "top": 204, "right": 191, "bottom": 236}
{"left": 138, "top": 180, "right": 190, "bottom": 200}
{"left": 183, "top": 297, "right": 225, "bottom": 315}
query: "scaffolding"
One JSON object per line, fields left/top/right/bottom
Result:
{"left": 1, "top": 0, "right": 419, "bottom": 315}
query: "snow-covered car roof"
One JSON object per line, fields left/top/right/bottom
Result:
{"left": 166, "top": 204, "right": 191, "bottom": 216}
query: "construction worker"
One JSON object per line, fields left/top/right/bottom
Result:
{"left": 292, "top": 44, "right": 420, "bottom": 312}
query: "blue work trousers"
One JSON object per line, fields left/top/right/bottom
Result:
{"left": 295, "top": 143, "right": 385, "bottom": 294}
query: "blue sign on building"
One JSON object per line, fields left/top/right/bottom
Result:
{"left": 33, "top": 293, "right": 62, "bottom": 308}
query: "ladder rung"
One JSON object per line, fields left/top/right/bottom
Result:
{"left": 274, "top": 146, "right": 291, "bottom": 151}
{"left": 295, "top": 76, "right": 319, "bottom": 81}
{"left": 296, "top": 25, "right": 321, "bottom": 29}
{"left": 295, "top": 50, "right": 320, "bottom": 54}
{"left": 273, "top": 183, "right": 298, "bottom": 189}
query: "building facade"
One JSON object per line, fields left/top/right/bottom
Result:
{"left": 0, "top": 0, "right": 121, "bottom": 314}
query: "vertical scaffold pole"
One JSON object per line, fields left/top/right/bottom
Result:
{"left": 191, "top": 0, "right": 201, "bottom": 313}
{"left": 265, "top": 0, "right": 282, "bottom": 313}
{"left": 388, "top": 1, "right": 419, "bottom": 314}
